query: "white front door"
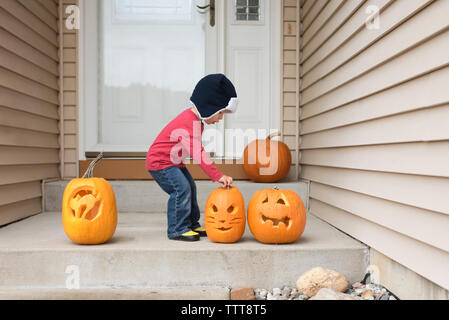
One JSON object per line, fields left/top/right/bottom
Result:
{"left": 81, "top": 0, "right": 280, "bottom": 159}
{"left": 224, "top": 0, "right": 280, "bottom": 158}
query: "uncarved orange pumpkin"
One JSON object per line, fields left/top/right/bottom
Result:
{"left": 248, "top": 187, "right": 306, "bottom": 244}
{"left": 62, "top": 153, "right": 117, "bottom": 245}
{"left": 243, "top": 132, "right": 292, "bottom": 183}
{"left": 205, "top": 186, "right": 245, "bottom": 243}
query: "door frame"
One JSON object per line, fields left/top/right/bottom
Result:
{"left": 78, "top": 0, "right": 281, "bottom": 161}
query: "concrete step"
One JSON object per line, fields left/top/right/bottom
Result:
{"left": 0, "top": 286, "right": 230, "bottom": 300}
{"left": 0, "top": 211, "right": 369, "bottom": 299}
{"left": 44, "top": 180, "right": 310, "bottom": 213}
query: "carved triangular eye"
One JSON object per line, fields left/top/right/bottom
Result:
{"left": 262, "top": 197, "right": 269, "bottom": 203}
{"left": 277, "top": 198, "right": 286, "bottom": 205}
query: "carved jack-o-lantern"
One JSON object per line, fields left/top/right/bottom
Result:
{"left": 248, "top": 187, "right": 306, "bottom": 244}
{"left": 62, "top": 153, "right": 117, "bottom": 245}
{"left": 205, "top": 186, "right": 245, "bottom": 243}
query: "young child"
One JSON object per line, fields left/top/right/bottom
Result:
{"left": 146, "top": 74, "right": 238, "bottom": 241}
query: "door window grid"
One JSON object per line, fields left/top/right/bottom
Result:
{"left": 236, "top": 0, "right": 260, "bottom": 21}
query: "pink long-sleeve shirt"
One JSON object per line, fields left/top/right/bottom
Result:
{"left": 146, "top": 109, "right": 223, "bottom": 182}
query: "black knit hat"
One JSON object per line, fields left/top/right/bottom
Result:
{"left": 190, "top": 74, "right": 239, "bottom": 120}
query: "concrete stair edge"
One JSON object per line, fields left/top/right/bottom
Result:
{"left": 0, "top": 285, "right": 231, "bottom": 300}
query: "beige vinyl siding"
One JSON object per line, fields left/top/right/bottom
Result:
{"left": 282, "top": 0, "right": 300, "bottom": 180}
{"left": 0, "top": 0, "right": 61, "bottom": 226}
{"left": 299, "top": 0, "right": 449, "bottom": 290}
{"left": 60, "top": 0, "right": 79, "bottom": 179}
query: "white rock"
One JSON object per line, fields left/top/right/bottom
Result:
{"left": 296, "top": 267, "right": 349, "bottom": 297}
{"left": 281, "top": 287, "right": 291, "bottom": 297}
{"left": 309, "top": 288, "right": 363, "bottom": 301}
{"left": 272, "top": 288, "right": 281, "bottom": 296}
{"left": 366, "top": 283, "right": 378, "bottom": 291}
{"left": 352, "top": 282, "right": 364, "bottom": 289}
{"left": 354, "top": 288, "right": 365, "bottom": 295}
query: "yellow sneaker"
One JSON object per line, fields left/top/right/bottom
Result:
{"left": 193, "top": 227, "right": 207, "bottom": 237}
{"left": 169, "top": 230, "right": 200, "bottom": 242}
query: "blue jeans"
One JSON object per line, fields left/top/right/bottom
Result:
{"left": 149, "top": 166, "right": 201, "bottom": 238}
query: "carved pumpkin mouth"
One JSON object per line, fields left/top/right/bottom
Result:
{"left": 207, "top": 216, "right": 242, "bottom": 233}
{"left": 261, "top": 213, "right": 291, "bottom": 227}
{"left": 216, "top": 226, "right": 233, "bottom": 232}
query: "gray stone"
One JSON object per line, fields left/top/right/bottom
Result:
{"left": 289, "top": 288, "right": 299, "bottom": 299}
{"left": 281, "top": 287, "right": 291, "bottom": 297}
{"left": 272, "top": 288, "right": 282, "bottom": 296}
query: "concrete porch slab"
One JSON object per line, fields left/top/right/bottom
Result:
{"left": 0, "top": 211, "right": 368, "bottom": 299}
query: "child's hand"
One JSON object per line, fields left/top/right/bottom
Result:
{"left": 218, "top": 175, "right": 233, "bottom": 187}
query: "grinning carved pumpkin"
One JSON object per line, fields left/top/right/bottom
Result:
{"left": 205, "top": 186, "right": 246, "bottom": 243}
{"left": 243, "top": 132, "right": 292, "bottom": 183}
{"left": 247, "top": 187, "right": 306, "bottom": 244}
{"left": 62, "top": 153, "right": 117, "bottom": 245}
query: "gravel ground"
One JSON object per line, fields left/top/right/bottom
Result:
{"left": 254, "top": 280, "right": 399, "bottom": 300}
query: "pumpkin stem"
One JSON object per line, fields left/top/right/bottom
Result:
{"left": 82, "top": 152, "right": 104, "bottom": 178}
{"left": 267, "top": 131, "right": 281, "bottom": 140}
{"left": 273, "top": 186, "right": 280, "bottom": 190}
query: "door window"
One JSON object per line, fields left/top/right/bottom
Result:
{"left": 113, "top": 0, "right": 193, "bottom": 22}
{"left": 235, "top": 0, "right": 262, "bottom": 22}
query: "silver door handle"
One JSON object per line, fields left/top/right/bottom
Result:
{"left": 196, "top": 0, "right": 215, "bottom": 27}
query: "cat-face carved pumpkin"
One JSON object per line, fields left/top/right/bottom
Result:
{"left": 62, "top": 153, "right": 117, "bottom": 245}
{"left": 248, "top": 188, "right": 306, "bottom": 244}
{"left": 69, "top": 187, "right": 102, "bottom": 221}
{"left": 205, "top": 186, "right": 245, "bottom": 243}
{"left": 62, "top": 177, "right": 117, "bottom": 245}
